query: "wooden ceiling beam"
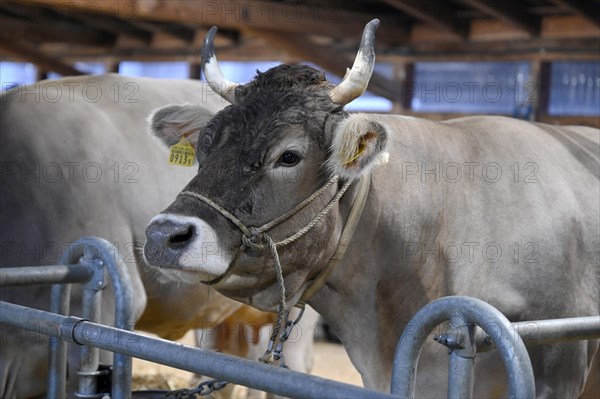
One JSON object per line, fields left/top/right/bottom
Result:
{"left": 459, "top": 0, "right": 541, "bottom": 36}
{"left": 0, "top": 2, "right": 127, "bottom": 48}
{"left": 0, "top": 14, "right": 116, "bottom": 46}
{"left": 409, "top": 15, "right": 599, "bottom": 43}
{"left": 249, "top": 28, "right": 402, "bottom": 102}
{"left": 129, "top": 20, "right": 196, "bottom": 43}
{"left": 43, "top": 6, "right": 154, "bottom": 44}
{"left": 0, "top": 34, "right": 84, "bottom": 76}
{"left": 0, "top": 2, "right": 42, "bottom": 19}
{"left": 393, "top": 36, "right": 600, "bottom": 58}
{"left": 550, "top": 0, "right": 600, "bottom": 27}
{"left": 14, "top": 39, "right": 598, "bottom": 64}
{"left": 18, "top": 0, "right": 409, "bottom": 46}
{"left": 381, "top": 0, "right": 469, "bottom": 38}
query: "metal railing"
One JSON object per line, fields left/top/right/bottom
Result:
{"left": 1, "top": 238, "right": 599, "bottom": 398}
{"left": 0, "top": 300, "right": 395, "bottom": 399}
{"left": 392, "top": 296, "right": 534, "bottom": 398}
{"left": 0, "top": 237, "right": 134, "bottom": 399}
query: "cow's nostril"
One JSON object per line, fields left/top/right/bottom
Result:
{"left": 168, "top": 225, "right": 195, "bottom": 247}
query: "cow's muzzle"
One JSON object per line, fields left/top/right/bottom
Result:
{"left": 143, "top": 213, "right": 231, "bottom": 278}
{"left": 144, "top": 218, "right": 194, "bottom": 268}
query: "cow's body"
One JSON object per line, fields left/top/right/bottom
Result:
{"left": 309, "top": 115, "right": 600, "bottom": 396}
{"left": 0, "top": 75, "right": 314, "bottom": 398}
{"left": 144, "top": 21, "right": 599, "bottom": 398}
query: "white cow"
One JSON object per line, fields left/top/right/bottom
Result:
{"left": 0, "top": 75, "right": 314, "bottom": 398}
{"left": 144, "top": 21, "right": 599, "bottom": 397}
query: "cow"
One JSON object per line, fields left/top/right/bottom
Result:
{"left": 143, "top": 19, "right": 600, "bottom": 397}
{"left": 0, "top": 74, "right": 314, "bottom": 398}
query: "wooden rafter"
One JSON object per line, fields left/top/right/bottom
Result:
{"left": 381, "top": 0, "right": 469, "bottom": 38}
{"left": 551, "top": 0, "right": 600, "bottom": 28}
{"left": 459, "top": 0, "right": 541, "bottom": 36}
{"left": 1, "top": 14, "right": 116, "bottom": 46}
{"left": 0, "top": 2, "right": 121, "bottom": 44}
{"left": 249, "top": 28, "right": 402, "bottom": 102}
{"left": 44, "top": 6, "right": 153, "bottom": 44}
{"left": 130, "top": 20, "right": 196, "bottom": 43}
{"left": 18, "top": 0, "right": 409, "bottom": 46}
{"left": 2, "top": 0, "right": 598, "bottom": 68}
{"left": 0, "top": 35, "right": 84, "bottom": 76}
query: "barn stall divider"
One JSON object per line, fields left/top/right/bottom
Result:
{"left": 0, "top": 237, "right": 599, "bottom": 398}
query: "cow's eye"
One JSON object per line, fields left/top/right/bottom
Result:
{"left": 279, "top": 151, "right": 300, "bottom": 167}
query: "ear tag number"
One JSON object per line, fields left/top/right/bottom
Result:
{"left": 343, "top": 133, "right": 371, "bottom": 166}
{"left": 169, "top": 137, "right": 196, "bottom": 167}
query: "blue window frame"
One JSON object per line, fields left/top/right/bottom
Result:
{"left": 548, "top": 61, "right": 600, "bottom": 116}
{"left": 411, "top": 62, "right": 531, "bottom": 116}
{"left": 118, "top": 61, "right": 190, "bottom": 79}
{"left": 0, "top": 62, "right": 36, "bottom": 91}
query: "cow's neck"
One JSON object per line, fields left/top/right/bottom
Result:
{"left": 309, "top": 171, "right": 447, "bottom": 390}
{"left": 297, "top": 176, "right": 371, "bottom": 307}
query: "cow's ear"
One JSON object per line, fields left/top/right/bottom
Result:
{"left": 328, "top": 114, "right": 389, "bottom": 179}
{"left": 148, "top": 104, "right": 214, "bottom": 148}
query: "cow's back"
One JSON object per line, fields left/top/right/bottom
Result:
{"left": 359, "top": 114, "right": 598, "bottom": 395}
{"left": 374, "top": 113, "right": 599, "bottom": 325}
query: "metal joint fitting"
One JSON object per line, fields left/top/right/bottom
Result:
{"left": 81, "top": 258, "right": 106, "bottom": 291}
{"left": 434, "top": 333, "right": 463, "bottom": 350}
{"left": 60, "top": 316, "right": 87, "bottom": 344}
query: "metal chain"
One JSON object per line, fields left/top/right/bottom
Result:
{"left": 272, "top": 307, "right": 306, "bottom": 369}
{"left": 165, "top": 378, "right": 229, "bottom": 398}
{"left": 162, "top": 308, "right": 305, "bottom": 398}
{"left": 259, "top": 306, "right": 306, "bottom": 368}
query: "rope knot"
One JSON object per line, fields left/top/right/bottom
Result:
{"left": 242, "top": 227, "right": 266, "bottom": 251}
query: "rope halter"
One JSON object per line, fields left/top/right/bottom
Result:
{"left": 179, "top": 175, "right": 350, "bottom": 277}
{"left": 178, "top": 175, "right": 353, "bottom": 362}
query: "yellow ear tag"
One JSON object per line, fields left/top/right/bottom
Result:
{"left": 342, "top": 134, "right": 369, "bottom": 166}
{"left": 168, "top": 137, "right": 195, "bottom": 167}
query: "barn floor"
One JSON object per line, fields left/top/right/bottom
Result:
{"left": 131, "top": 330, "right": 362, "bottom": 393}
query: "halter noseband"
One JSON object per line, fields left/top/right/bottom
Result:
{"left": 178, "top": 173, "right": 368, "bottom": 305}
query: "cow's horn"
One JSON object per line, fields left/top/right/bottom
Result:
{"left": 330, "top": 19, "right": 380, "bottom": 105}
{"left": 202, "top": 27, "right": 238, "bottom": 104}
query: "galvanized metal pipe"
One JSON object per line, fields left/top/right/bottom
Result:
{"left": 48, "top": 283, "right": 71, "bottom": 399}
{"left": 447, "top": 317, "right": 475, "bottom": 399}
{"left": 48, "top": 249, "right": 95, "bottom": 398}
{"left": 0, "top": 300, "right": 399, "bottom": 399}
{"left": 391, "top": 296, "right": 535, "bottom": 399}
{"left": 55, "top": 237, "right": 135, "bottom": 399}
{"left": 0, "top": 264, "right": 92, "bottom": 286}
{"left": 476, "top": 316, "right": 600, "bottom": 352}
{"left": 77, "top": 285, "right": 102, "bottom": 397}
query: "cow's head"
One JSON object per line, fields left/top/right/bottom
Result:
{"left": 144, "top": 20, "right": 388, "bottom": 311}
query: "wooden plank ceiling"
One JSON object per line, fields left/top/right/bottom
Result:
{"left": 1, "top": 0, "right": 599, "bottom": 101}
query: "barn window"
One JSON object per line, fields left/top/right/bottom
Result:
{"left": 548, "top": 61, "right": 600, "bottom": 116}
{"left": 411, "top": 62, "right": 531, "bottom": 116}
{"left": 317, "top": 61, "right": 393, "bottom": 113}
{"left": 0, "top": 62, "right": 36, "bottom": 91}
{"left": 46, "top": 62, "right": 107, "bottom": 80}
{"left": 203, "top": 61, "right": 282, "bottom": 82}
{"left": 118, "top": 61, "right": 190, "bottom": 79}
{"left": 200, "top": 61, "right": 394, "bottom": 113}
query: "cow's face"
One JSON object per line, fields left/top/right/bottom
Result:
{"left": 144, "top": 21, "right": 387, "bottom": 311}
